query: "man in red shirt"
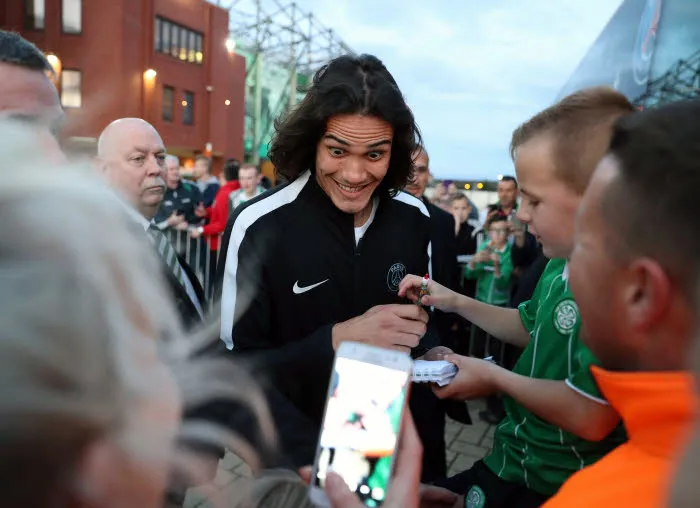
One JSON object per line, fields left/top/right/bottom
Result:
{"left": 191, "top": 158, "right": 240, "bottom": 296}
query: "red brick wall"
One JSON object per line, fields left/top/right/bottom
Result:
{"left": 1, "top": 0, "right": 245, "bottom": 163}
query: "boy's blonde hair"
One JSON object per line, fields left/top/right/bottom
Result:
{"left": 510, "top": 86, "right": 635, "bottom": 193}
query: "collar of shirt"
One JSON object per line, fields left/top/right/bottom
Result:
{"left": 111, "top": 191, "right": 152, "bottom": 232}
{"left": 591, "top": 365, "right": 698, "bottom": 457}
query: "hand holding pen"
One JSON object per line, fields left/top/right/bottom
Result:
{"left": 398, "top": 274, "right": 460, "bottom": 314}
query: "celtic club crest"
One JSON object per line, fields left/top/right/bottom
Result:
{"left": 465, "top": 485, "right": 486, "bottom": 508}
{"left": 553, "top": 299, "right": 579, "bottom": 334}
{"left": 386, "top": 263, "right": 406, "bottom": 292}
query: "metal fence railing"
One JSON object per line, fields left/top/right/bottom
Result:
{"left": 166, "top": 229, "right": 224, "bottom": 300}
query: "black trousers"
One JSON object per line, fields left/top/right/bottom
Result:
{"left": 409, "top": 382, "right": 447, "bottom": 482}
{"left": 433, "top": 460, "right": 549, "bottom": 508}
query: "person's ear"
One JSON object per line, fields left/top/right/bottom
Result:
{"left": 625, "top": 258, "right": 671, "bottom": 332}
{"left": 94, "top": 157, "right": 108, "bottom": 174}
{"left": 72, "top": 438, "right": 122, "bottom": 506}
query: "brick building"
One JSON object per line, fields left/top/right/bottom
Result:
{"left": 1, "top": 0, "right": 246, "bottom": 173}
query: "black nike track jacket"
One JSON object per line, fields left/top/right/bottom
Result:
{"left": 216, "top": 170, "right": 434, "bottom": 465}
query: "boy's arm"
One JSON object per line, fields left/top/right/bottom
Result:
{"left": 494, "top": 249, "right": 514, "bottom": 289}
{"left": 435, "top": 356, "right": 620, "bottom": 442}
{"left": 463, "top": 260, "right": 484, "bottom": 280}
{"left": 492, "top": 369, "right": 620, "bottom": 441}
{"left": 453, "top": 296, "right": 531, "bottom": 348}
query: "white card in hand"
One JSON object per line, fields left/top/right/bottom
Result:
{"left": 412, "top": 360, "right": 458, "bottom": 386}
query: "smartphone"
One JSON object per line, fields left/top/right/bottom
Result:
{"left": 309, "top": 342, "right": 413, "bottom": 507}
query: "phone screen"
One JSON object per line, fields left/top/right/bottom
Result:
{"left": 313, "top": 356, "right": 410, "bottom": 507}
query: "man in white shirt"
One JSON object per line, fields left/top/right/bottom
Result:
{"left": 96, "top": 118, "right": 204, "bottom": 327}
{"left": 229, "top": 163, "right": 266, "bottom": 212}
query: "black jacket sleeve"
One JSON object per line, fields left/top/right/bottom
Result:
{"left": 217, "top": 215, "right": 334, "bottom": 466}
{"left": 221, "top": 228, "right": 335, "bottom": 380}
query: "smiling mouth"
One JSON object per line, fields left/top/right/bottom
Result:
{"left": 335, "top": 181, "right": 370, "bottom": 194}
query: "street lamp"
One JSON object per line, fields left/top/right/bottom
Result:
{"left": 225, "top": 37, "right": 236, "bottom": 54}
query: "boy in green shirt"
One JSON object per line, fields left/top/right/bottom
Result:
{"left": 400, "top": 87, "right": 636, "bottom": 507}
{"left": 465, "top": 215, "right": 513, "bottom": 307}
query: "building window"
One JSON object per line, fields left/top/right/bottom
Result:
{"left": 162, "top": 86, "right": 174, "bottom": 122}
{"left": 154, "top": 16, "right": 203, "bottom": 65}
{"left": 182, "top": 91, "right": 194, "bottom": 125}
{"left": 188, "top": 31, "right": 196, "bottom": 63}
{"left": 62, "top": 0, "right": 82, "bottom": 33}
{"left": 170, "top": 24, "right": 179, "bottom": 58}
{"left": 195, "top": 34, "right": 203, "bottom": 64}
{"left": 25, "top": 0, "right": 45, "bottom": 30}
{"left": 155, "top": 18, "right": 162, "bottom": 52}
{"left": 162, "top": 19, "right": 170, "bottom": 53}
{"left": 60, "top": 70, "right": 82, "bottom": 108}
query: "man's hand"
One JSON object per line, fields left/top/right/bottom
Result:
{"left": 325, "top": 414, "right": 457, "bottom": 508}
{"left": 398, "top": 276, "right": 459, "bottom": 313}
{"left": 433, "top": 355, "right": 501, "bottom": 400}
{"left": 332, "top": 304, "right": 428, "bottom": 352}
{"left": 298, "top": 415, "right": 459, "bottom": 508}
{"left": 189, "top": 227, "right": 202, "bottom": 239}
{"left": 167, "top": 211, "right": 185, "bottom": 227}
{"left": 174, "top": 221, "right": 189, "bottom": 231}
{"left": 420, "top": 346, "right": 454, "bottom": 361}
{"left": 419, "top": 485, "right": 462, "bottom": 508}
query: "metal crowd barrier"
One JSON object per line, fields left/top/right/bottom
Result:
{"left": 166, "top": 229, "right": 223, "bottom": 300}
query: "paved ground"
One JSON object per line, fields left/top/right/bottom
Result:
{"left": 184, "top": 399, "right": 494, "bottom": 508}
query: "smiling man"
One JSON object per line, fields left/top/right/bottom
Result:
{"left": 216, "top": 54, "right": 447, "bottom": 479}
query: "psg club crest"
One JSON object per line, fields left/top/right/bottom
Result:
{"left": 386, "top": 263, "right": 407, "bottom": 292}
{"left": 633, "top": 0, "right": 663, "bottom": 86}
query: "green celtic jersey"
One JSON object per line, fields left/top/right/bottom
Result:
{"left": 482, "top": 258, "right": 626, "bottom": 496}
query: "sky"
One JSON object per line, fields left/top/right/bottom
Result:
{"left": 230, "top": 0, "right": 624, "bottom": 180}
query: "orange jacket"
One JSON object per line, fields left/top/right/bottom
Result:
{"left": 544, "top": 366, "right": 698, "bottom": 508}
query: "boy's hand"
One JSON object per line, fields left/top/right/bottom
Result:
{"left": 432, "top": 355, "right": 502, "bottom": 400}
{"left": 398, "top": 276, "right": 459, "bottom": 313}
{"left": 473, "top": 250, "right": 491, "bottom": 263}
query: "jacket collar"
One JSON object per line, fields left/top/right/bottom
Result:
{"left": 591, "top": 366, "right": 698, "bottom": 457}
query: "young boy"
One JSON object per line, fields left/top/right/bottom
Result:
{"left": 465, "top": 215, "right": 513, "bottom": 307}
{"left": 451, "top": 193, "right": 478, "bottom": 256}
{"left": 543, "top": 99, "right": 700, "bottom": 507}
{"left": 399, "top": 87, "right": 636, "bottom": 507}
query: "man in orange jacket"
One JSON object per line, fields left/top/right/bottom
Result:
{"left": 545, "top": 99, "right": 700, "bottom": 507}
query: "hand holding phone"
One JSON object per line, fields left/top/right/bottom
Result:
{"left": 310, "top": 343, "right": 413, "bottom": 507}
{"left": 322, "top": 413, "right": 430, "bottom": 508}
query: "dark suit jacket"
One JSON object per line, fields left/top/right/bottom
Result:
{"left": 423, "top": 199, "right": 472, "bottom": 425}
{"left": 423, "top": 199, "right": 459, "bottom": 294}
{"left": 164, "top": 254, "right": 206, "bottom": 330}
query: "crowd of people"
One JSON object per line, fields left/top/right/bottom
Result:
{"left": 2, "top": 27, "right": 700, "bottom": 508}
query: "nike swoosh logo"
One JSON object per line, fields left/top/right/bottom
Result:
{"left": 293, "top": 279, "right": 329, "bottom": 294}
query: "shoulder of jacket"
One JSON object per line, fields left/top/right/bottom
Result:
{"left": 390, "top": 190, "right": 431, "bottom": 218}
{"left": 226, "top": 176, "right": 307, "bottom": 235}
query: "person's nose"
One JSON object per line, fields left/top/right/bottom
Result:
{"left": 516, "top": 206, "right": 530, "bottom": 224}
{"left": 341, "top": 157, "right": 366, "bottom": 185}
{"left": 146, "top": 156, "right": 163, "bottom": 177}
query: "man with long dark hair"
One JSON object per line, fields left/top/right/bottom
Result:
{"left": 216, "top": 54, "right": 449, "bottom": 482}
